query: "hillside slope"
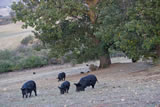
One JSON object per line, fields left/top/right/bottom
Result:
{"left": 0, "top": 22, "right": 32, "bottom": 50}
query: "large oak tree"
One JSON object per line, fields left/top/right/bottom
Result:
{"left": 12, "top": 0, "right": 115, "bottom": 68}
{"left": 11, "top": 0, "right": 160, "bottom": 69}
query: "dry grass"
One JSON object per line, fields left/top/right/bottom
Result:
{"left": 0, "top": 61, "right": 160, "bottom": 107}
{"left": 0, "top": 22, "right": 33, "bottom": 50}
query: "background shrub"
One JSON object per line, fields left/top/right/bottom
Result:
{"left": 21, "top": 35, "right": 34, "bottom": 46}
{"left": 0, "top": 47, "right": 49, "bottom": 73}
{"left": 32, "top": 41, "right": 45, "bottom": 51}
{"left": 17, "top": 55, "right": 48, "bottom": 69}
{"left": 0, "top": 60, "right": 14, "bottom": 73}
{"left": 0, "top": 50, "right": 15, "bottom": 60}
{"left": 0, "top": 40, "right": 69, "bottom": 73}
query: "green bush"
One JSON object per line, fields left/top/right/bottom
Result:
{"left": 0, "top": 50, "right": 15, "bottom": 60}
{"left": 16, "top": 45, "right": 38, "bottom": 57}
{"left": 16, "top": 45, "right": 30, "bottom": 53}
{"left": 21, "top": 35, "right": 34, "bottom": 45}
{"left": 0, "top": 47, "right": 50, "bottom": 73}
{"left": 32, "top": 41, "right": 45, "bottom": 51}
{"left": 71, "top": 59, "right": 77, "bottom": 67}
{"left": 18, "top": 56, "right": 48, "bottom": 69}
{"left": 0, "top": 60, "right": 14, "bottom": 73}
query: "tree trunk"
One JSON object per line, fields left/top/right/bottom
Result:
{"left": 99, "top": 53, "right": 111, "bottom": 69}
{"left": 85, "top": 0, "right": 111, "bottom": 68}
{"left": 85, "top": 0, "right": 100, "bottom": 24}
{"left": 156, "top": 45, "right": 160, "bottom": 58}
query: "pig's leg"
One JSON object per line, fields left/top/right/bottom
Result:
{"left": 29, "top": 91, "right": 32, "bottom": 97}
{"left": 91, "top": 84, "right": 95, "bottom": 88}
{"left": 34, "top": 89, "right": 37, "bottom": 96}
{"left": 26, "top": 94, "right": 28, "bottom": 98}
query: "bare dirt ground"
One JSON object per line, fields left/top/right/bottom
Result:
{"left": 0, "top": 58, "right": 160, "bottom": 107}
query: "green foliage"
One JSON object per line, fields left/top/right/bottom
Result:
{"left": 117, "top": 0, "right": 160, "bottom": 60}
{"left": 17, "top": 55, "right": 48, "bottom": 69}
{"left": 16, "top": 45, "right": 33, "bottom": 54}
{"left": 70, "top": 59, "right": 77, "bottom": 67}
{"left": 11, "top": 0, "right": 111, "bottom": 65}
{"left": 11, "top": 0, "right": 160, "bottom": 65}
{"left": 21, "top": 35, "right": 34, "bottom": 45}
{"left": 0, "top": 48, "right": 49, "bottom": 73}
{"left": 95, "top": 0, "right": 122, "bottom": 54}
{"left": 0, "top": 50, "right": 15, "bottom": 60}
{"left": 0, "top": 60, "right": 14, "bottom": 72}
{"left": 32, "top": 41, "right": 46, "bottom": 51}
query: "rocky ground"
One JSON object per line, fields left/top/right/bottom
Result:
{"left": 0, "top": 57, "right": 160, "bottom": 107}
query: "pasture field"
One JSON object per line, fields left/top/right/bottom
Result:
{"left": 0, "top": 58, "right": 160, "bottom": 107}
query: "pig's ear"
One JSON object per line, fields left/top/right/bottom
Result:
{"left": 74, "top": 83, "right": 81, "bottom": 86}
{"left": 74, "top": 83, "right": 78, "bottom": 86}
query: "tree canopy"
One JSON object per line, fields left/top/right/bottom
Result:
{"left": 11, "top": 0, "right": 160, "bottom": 68}
{"left": 118, "top": 0, "right": 160, "bottom": 61}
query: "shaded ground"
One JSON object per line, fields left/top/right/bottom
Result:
{"left": 0, "top": 58, "right": 160, "bottom": 107}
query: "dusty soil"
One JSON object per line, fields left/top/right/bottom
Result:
{"left": 0, "top": 58, "right": 160, "bottom": 107}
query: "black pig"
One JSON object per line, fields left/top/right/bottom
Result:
{"left": 58, "top": 81, "right": 70, "bottom": 94}
{"left": 21, "top": 80, "right": 37, "bottom": 98}
{"left": 74, "top": 74, "right": 98, "bottom": 92}
{"left": 57, "top": 72, "right": 66, "bottom": 82}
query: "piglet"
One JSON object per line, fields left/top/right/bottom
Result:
{"left": 58, "top": 81, "right": 70, "bottom": 94}
{"left": 57, "top": 72, "right": 66, "bottom": 82}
